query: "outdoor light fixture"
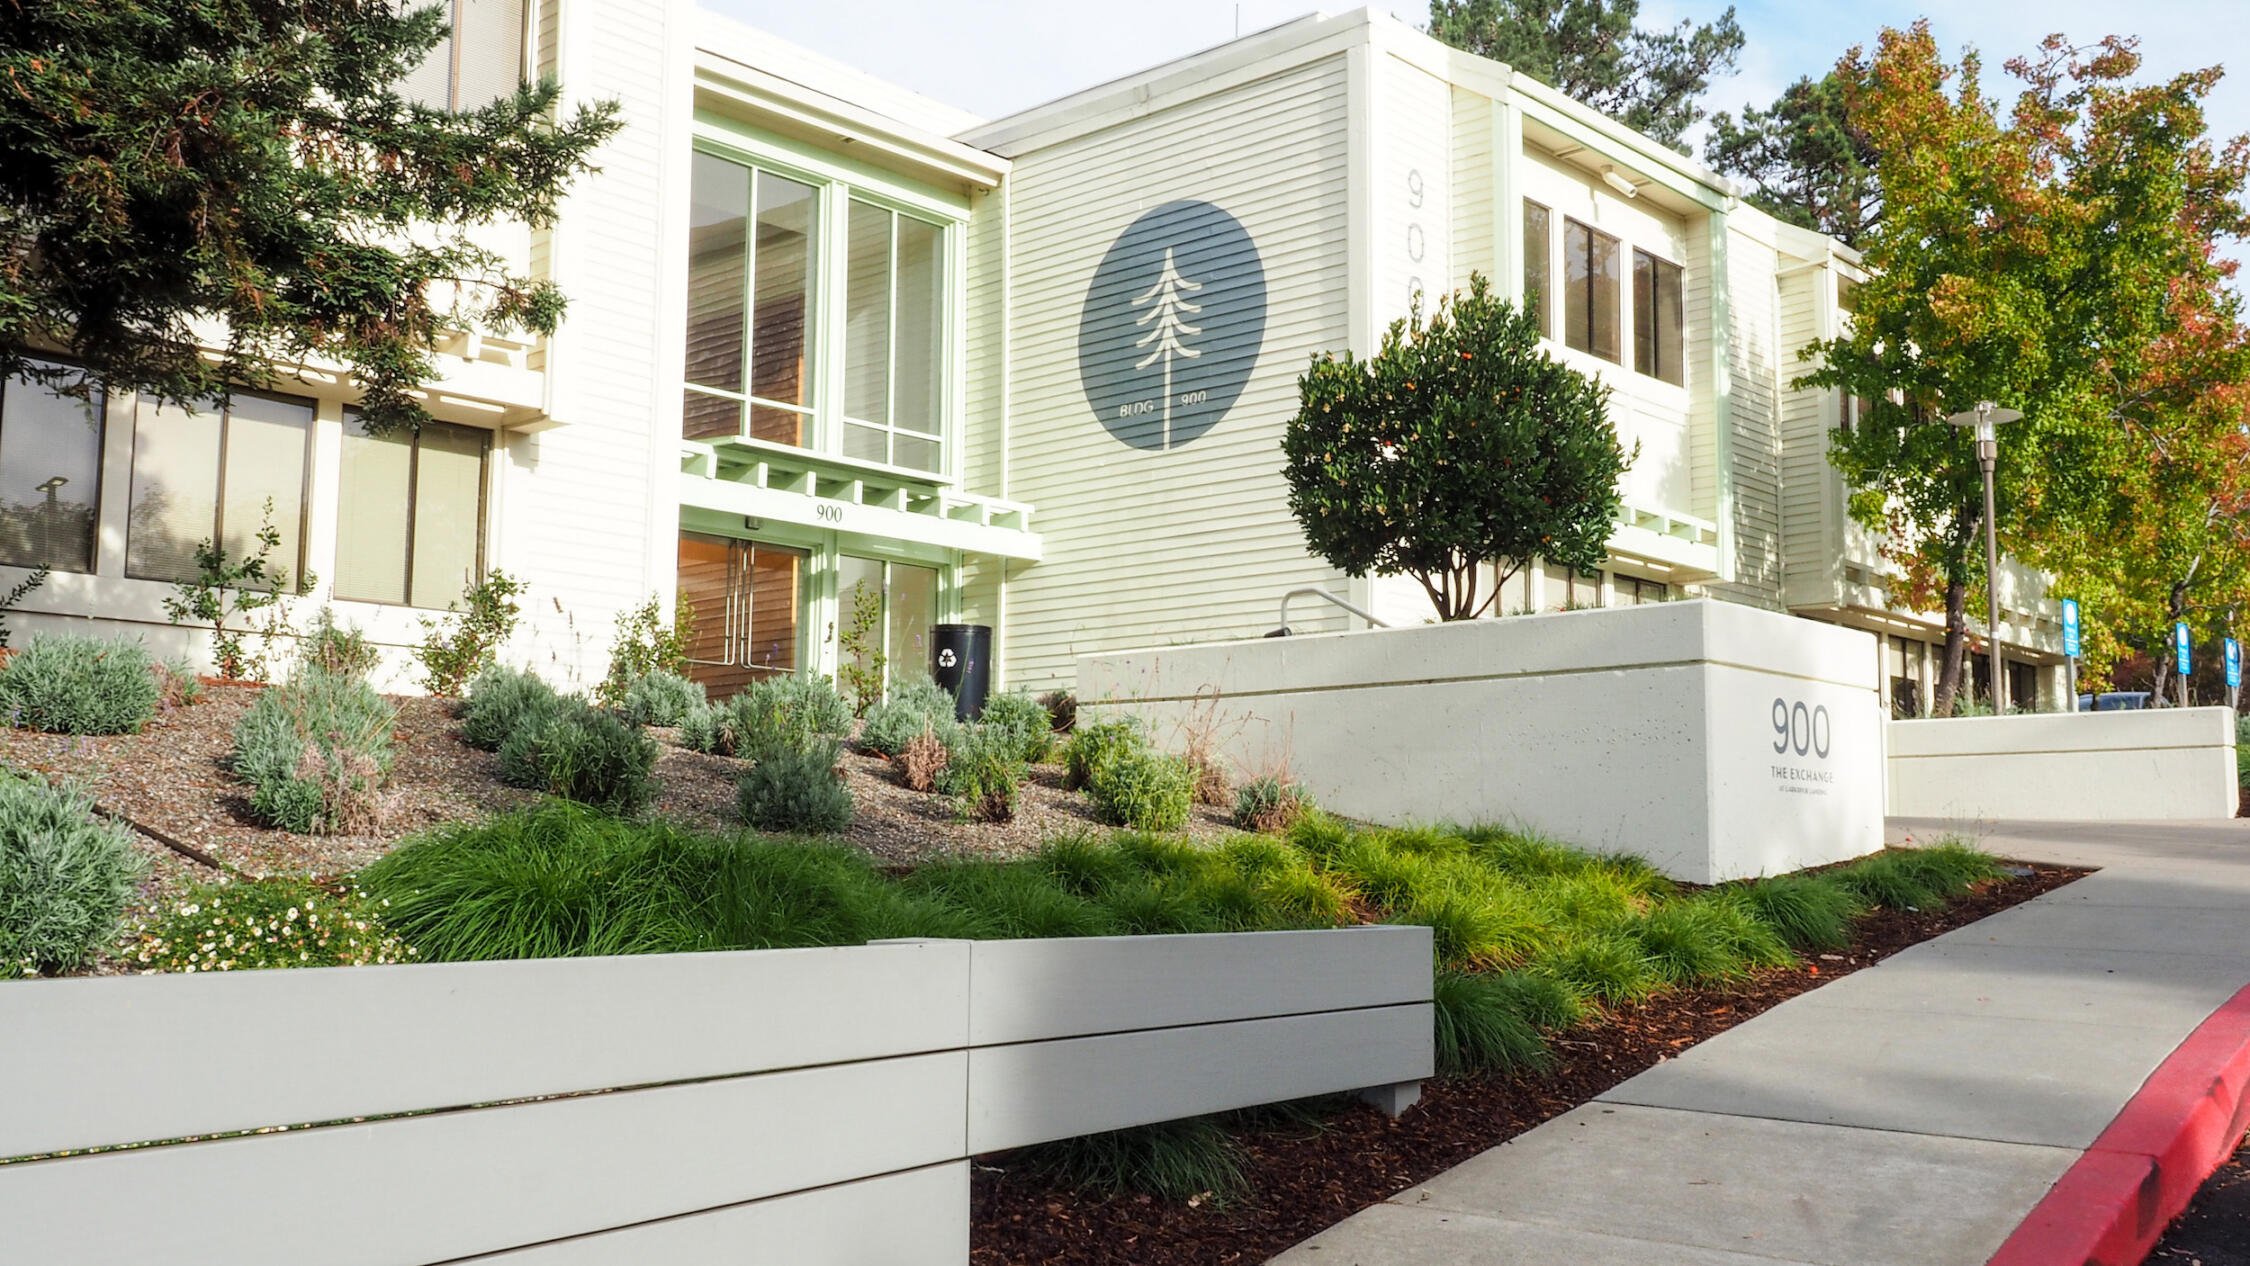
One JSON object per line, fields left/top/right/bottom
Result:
{"left": 1947, "top": 401, "right": 2024, "bottom": 710}
{"left": 1600, "top": 166, "right": 1639, "bottom": 199}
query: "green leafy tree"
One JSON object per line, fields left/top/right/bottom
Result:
{"left": 0, "top": 1, "right": 619, "bottom": 432}
{"left": 1426, "top": 0, "right": 1744, "bottom": 149}
{"left": 1804, "top": 26, "right": 2249, "bottom": 715}
{"left": 1705, "top": 70, "right": 1883, "bottom": 247}
{"left": 1284, "top": 274, "right": 1629, "bottom": 621}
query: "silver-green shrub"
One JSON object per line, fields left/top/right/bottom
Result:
{"left": 1233, "top": 775, "right": 1313, "bottom": 834}
{"left": 621, "top": 669, "right": 705, "bottom": 727}
{"left": 859, "top": 678, "right": 958, "bottom": 756}
{"left": 459, "top": 665, "right": 563, "bottom": 751}
{"left": 0, "top": 774, "right": 145, "bottom": 975}
{"left": 726, "top": 674, "right": 853, "bottom": 762}
{"left": 230, "top": 667, "right": 398, "bottom": 834}
{"left": 939, "top": 723, "right": 1028, "bottom": 823}
{"left": 1062, "top": 718, "right": 1146, "bottom": 791}
{"left": 0, "top": 634, "right": 161, "bottom": 735}
{"left": 738, "top": 742, "right": 853, "bottom": 833}
{"left": 978, "top": 690, "right": 1053, "bottom": 764}
{"left": 498, "top": 700, "right": 661, "bottom": 815}
{"left": 1088, "top": 747, "right": 1195, "bottom": 832}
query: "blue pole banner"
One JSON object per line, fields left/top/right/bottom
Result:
{"left": 2061, "top": 598, "right": 2081, "bottom": 659}
{"left": 2175, "top": 622, "right": 2192, "bottom": 675}
{"left": 2226, "top": 637, "right": 2241, "bottom": 690}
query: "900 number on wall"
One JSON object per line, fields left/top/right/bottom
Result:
{"left": 1771, "top": 698, "right": 1832, "bottom": 759}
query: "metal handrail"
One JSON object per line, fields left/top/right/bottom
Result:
{"left": 1269, "top": 587, "right": 1391, "bottom": 637}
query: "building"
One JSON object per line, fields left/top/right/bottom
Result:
{"left": 0, "top": 2, "right": 2063, "bottom": 711}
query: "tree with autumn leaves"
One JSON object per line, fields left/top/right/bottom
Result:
{"left": 1803, "top": 24, "right": 2250, "bottom": 713}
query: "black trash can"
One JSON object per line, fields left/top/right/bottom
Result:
{"left": 930, "top": 623, "right": 993, "bottom": 721}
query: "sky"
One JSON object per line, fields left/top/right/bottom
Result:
{"left": 706, "top": 0, "right": 2250, "bottom": 162}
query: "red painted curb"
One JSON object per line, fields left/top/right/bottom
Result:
{"left": 1988, "top": 982, "right": 2250, "bottom": 1266}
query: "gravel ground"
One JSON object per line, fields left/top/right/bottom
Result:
{"left": 0, "top": 685, "right": 1232, "bottom": 901}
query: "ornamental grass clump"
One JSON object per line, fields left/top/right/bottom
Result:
{"left": 459, "top": 664, "right": 564, "bottom": 751}
{"left": 1233, "top": 775, "right": 1312, "bottom": 834}
{"left": 858, "top": 678, "right": 958, "bottom": 757}
{"left": 1834, "top": 842, "right": 1999, "bottom": 912}
{"left": 737, "top": 742, "right": 853, "bottom": 834}
{"left": 498, "top": 700, "right": 661, "bottom": 816}
{"left": 0, "top": 774, "right": 144, "bottom": 976}
{"left": 620, "top": 669, "right": 704, "bottom": 727}
{"left": 0, "top": 633, "right": 161, "bottom": 735}
{"left": 940, "top": 724, "right": 1027, "bottom": 823}
{"left": 1087, "top": 748, "right": 1194, "bottom": 831}
{"left": 129, "top": 878, "right": 414, "bottom": 972}
{"left": 1723, "top": 873, "right": 1866, "bottom": 952}
{"left": 1433, "top": 968, "right": 1551, "bottom": 1075}
{"left": 1015, "top": 1115, "right": 1250, "bottom": 1205}
{"left": 230, "top": 665, "right": 397, "bottom": 835}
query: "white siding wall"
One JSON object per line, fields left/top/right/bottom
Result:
{"left": 1376, "top": 56, "right": 1453, "bottom": 325}
{"left": 505, "top": 0, "right": 689, "bottom": 689}
{"left": 1777, "top": 263, "right": 1838, "bottom": 607}
{"left": 961, "top": 185, "right": 1009, "bottom": 500}
{"left": 1449, "top": 89, "right": 1495, "bottom": 285}
{"left": 995, "top": 57, "right": 1355, "bottom": 691}
{"left": 1708, "top": 214, "right": 1784, "bottom": 609}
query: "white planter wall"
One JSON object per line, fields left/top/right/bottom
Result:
{"left": 0, "top": 927, "right": 1431, "bottom": 1266}
{"left": 1078, "top": 599, "right": 1886, "bottom": 884}
{"left": 1887, "top": 708, "right": 2241, "bottom": 822}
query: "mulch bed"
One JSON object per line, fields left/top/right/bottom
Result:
{"left": 968, "top": 862, "right": 2092, "bottom": 1266}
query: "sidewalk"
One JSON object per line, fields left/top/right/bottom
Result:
{"left": 1276, "top": 820, "right": 2250, "bottom": 1266}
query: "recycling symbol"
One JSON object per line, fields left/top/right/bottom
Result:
{"left": 938, "top": 648, "right": 958, "bottom": 669}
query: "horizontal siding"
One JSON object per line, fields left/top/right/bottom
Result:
{"left": 960, "top": 185, "right": 1007, "bottom": 498}
{"left": 1450, "top": 88, "right": 1494, "bottom": 285}
{"left": 1709, "top": 217, "right": 1783, "bottom": 610}
{"left": 1377, "top": 55, "right": 1452, "bottom": 323}
{"left": 997, "top": 57, "right": 1355, "bottom": 691}
{"left": 1776, "top": 266, "right": 1836, "bottom": 606}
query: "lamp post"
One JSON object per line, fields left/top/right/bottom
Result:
{"left": 1947, "top": 402, "right": 2024, "bottom": 711}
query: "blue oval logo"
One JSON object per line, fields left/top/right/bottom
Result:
{"left": 1077, "top": 200, "right": 1267, "bottom": 451}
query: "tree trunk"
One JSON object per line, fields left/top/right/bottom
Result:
{"left": 2152, "top": 580, "right": 2190, "bottom": 706}
{"left": 1931, "top": 504, "right": 1980, "bottom": 717}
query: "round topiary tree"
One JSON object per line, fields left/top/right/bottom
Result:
{"left": 1283, "top": 274, "right": 1631, "bottom": 620}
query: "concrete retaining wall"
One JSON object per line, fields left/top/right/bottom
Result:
{"left": 1077, "top": 599, "right": 1887, "bottom": 884}
{"left": 1887, "top": 708, "right": 2241, "bottom": 822}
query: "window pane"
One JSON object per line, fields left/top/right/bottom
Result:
{"left": 0, "top": 367, "right": 103, "bottom": 573}
{"left": 684, "top": 152, "right": 749, "bottom": 394}
{"left": 683, "top": 389, "right": 739, "bottom": 441}
{"left": 334, "top": 415, "right": 413, "bottom": 604}
{"left": 1634, "top": 250, "right": 1684, "bottom": 386}
{"left": 844, "top": 201, "right": 892, "bottom": 423}
{"left": 749, "top": 173, "right": 817, "bottom": 411}
{"left": 409, "top": 423, "right": 488, "bottom": 610}
{"left": 745, "top": 543, "right": 805, "bottom": 677}
{"left": 452, "top": 0, "right": 524, "bottom": 108}
{"left": 893, "top": 433, "right": 938, "bottom": 474}
{"left": 837, "top": 555, "right": 885, "bottom": 687}
{"left": 749, "top": 404, "right": 806, "bottom": 447}
{"left": 842, "top": 421, "right": 887, "bottom": 464}
{"left": 219, "top": 394, "right": 310, "bottom": 590}
{"left": 887, "top": 562, "right": 938, "bottom": 681}
{"left": 892, "top": 216, "right": 943, "bottom": 436}
{"left": 1565, "top": 219, "right": 1621, "bottom": 363}
{"left": 127, "top": 398, "right": 222, "bottom": 583}
{"left": 1522, "top": 201, "right": 1551, "bottom": 335}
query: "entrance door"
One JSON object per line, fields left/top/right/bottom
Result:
{"left": 677, "top": 532, "right": 807, "bottom": 700}
{"left": 837, "top": 554, "right": 940, "bottom": 692}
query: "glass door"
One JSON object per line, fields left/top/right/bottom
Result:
{"left": 837, "top": 554, "right": 940, "bottom": 692}
{"left": 677, "top": 532, "right": 807, "bottom": 700}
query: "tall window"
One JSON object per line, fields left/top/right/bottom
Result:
{"left": 1522, "top": 200, "right": 1553, "bottom": 336}
{"left": 0, "top": 363, "right": 104, "bottom": 574}
{"left": 684, "top": 154, "right": 819, "bottom": 446}
{"left": 127, "top": 393, "right": 311, "bottom": 588}
{"left": 843, "top": 202, "right": 945, "bottom": 473}
{"left": 1563, "top": 219, "right": 1622, "bottom": 364}
{"left": 334, "top": 415, "right": 491, "bottom": 608}
{"left": 1632, "top": 249, "right": 1684, "bottom": 386}
{"left": 399, "top": 0, "right": 526, "bottom": 111}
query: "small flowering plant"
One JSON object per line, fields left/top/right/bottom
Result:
{"left": 128, "top": 877, "right": 415, "bottom": 973}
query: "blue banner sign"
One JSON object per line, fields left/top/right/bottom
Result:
{"left": 2226, "top": 638, "right": 2241, "bottom": 690}
{"left": 2061, "top": 598, "right": 2080, "bottom": 659}
{"left": 2175, "top": 622, "right": 2192, "bottom": 675}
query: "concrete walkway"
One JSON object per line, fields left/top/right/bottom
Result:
{"left": 1275, "top": 819, "right": 2250, "bottom": 1266}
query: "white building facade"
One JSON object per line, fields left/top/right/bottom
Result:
{"left": 0, "top": 3, "right": 2061, "bottom": 709}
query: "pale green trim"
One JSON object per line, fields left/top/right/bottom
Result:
{"left": 690, "top": 112, "right": 971, "bottom": 217}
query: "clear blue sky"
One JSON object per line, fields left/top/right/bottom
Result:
{"left": 707, "top": 0, "right": 2248, "bottom": 156}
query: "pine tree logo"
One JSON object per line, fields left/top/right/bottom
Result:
{"left": 1131, "top": 248, "right": 1204, "bottom": 449}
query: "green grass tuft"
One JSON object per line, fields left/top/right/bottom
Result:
{"left": 1014, "top": 1115, "right": 1250, "bottom": 1205}
{"left": 1433, "top": 968, "right": 1553, "bottom": 1075}
{"left": 1725, "top": 874, "right": 1865, "bottom": 951}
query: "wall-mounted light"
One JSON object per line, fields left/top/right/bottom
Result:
{"left": 1601, "top": 166, "right": 1640, "bottom": 199}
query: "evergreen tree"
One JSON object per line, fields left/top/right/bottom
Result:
{"left": 1705, "top": 71, "right": 1882, "bottom": 247}
{"left": 1284, "top": 275, "right": 1630, "bottom": 621}
{"left": 0, "top": 2, "right": 620, "bottom": 431}
{"left": 1426, "top": 0, "right": 1745, "bottom": 150}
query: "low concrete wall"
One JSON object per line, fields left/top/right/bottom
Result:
{"left": 1887, "top": 708, "right": 2241, "bottom": 821}
{"left": 1077, "top": 599, "right": 1886, "bottom": 884}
